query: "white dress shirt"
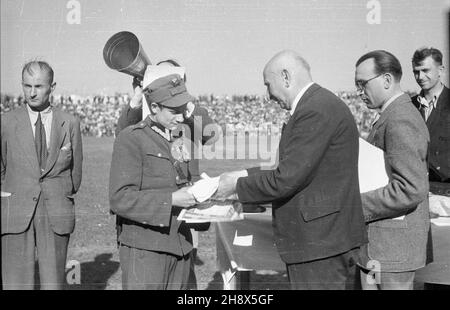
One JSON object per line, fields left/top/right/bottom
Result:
{"left": 290, "top": 82, "right": 315, "bottom": 116}
{"left": 371, "top": 92, "right": 404, "bottom": 127}
{"left": 417, "top": 84, "right": 444, "bottom": 121}
{"left": 26, "top": 104, "right": 53, "bottom": 148}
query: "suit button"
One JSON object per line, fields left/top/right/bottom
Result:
{"left": 39, "top": 179, "right": 43, "bottom": 183}
{"left": 437, "top": 166, "right": 441, "bottom": 170}
{"left": 435, "top": 151, "right": 439, "bottom": 155}
{"left": 176, "top": 176, "right": 180, "bottom": 181}
{"left": 157, "top": 153, "right": 162, "bottom": 157}
{"left": 33, "top": 197, "right": 38, "bottom": 201}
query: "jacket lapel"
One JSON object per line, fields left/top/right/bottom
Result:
{"left": 367, "top": 94, "right": 410, "bottom": 146}
{"left": 292, "top": 83, "right": 320, "bottom": 116}
{"left": 15, "top": 106, "right": 41, "bottom": 175}
{"left": 427, "top": 86, "right": 448, "bottom": 127}
{"left": 42, "top": 108, "right": 66, "bottom": 176}
{"left": 280, "top": 83, "right": 320, "bottom": 155}
{"left": 283, "top": 84, "right": 320, "bottom": 132}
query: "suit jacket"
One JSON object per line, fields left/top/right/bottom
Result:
{"left": 361, "top": 94, "right": 430, "bottom": 272}
{"left": 411, "top": 86, "right": 450, "bottom": 196}
{"left": 1, "top": 105, "right": 83, "bottom": 235}
{"left": 236, "top": 84, "right": 368, "bottom": 264}
{"left": 109, "top": 117, "right": 192, "bottom": 256}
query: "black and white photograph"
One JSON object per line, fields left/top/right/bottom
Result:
{"left": 1, "top": 0, "right": 449, "bottom": 294}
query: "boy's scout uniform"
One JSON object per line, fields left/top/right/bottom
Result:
{"left": 109, "top": 75, "right": 195, "bottom": 290}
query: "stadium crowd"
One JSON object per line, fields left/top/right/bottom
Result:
{"left": 1, "top": 92, "right": 378, "bottom": 138}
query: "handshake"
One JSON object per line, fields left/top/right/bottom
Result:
{"left": 172, "top": 170, "right": 248, "bottom": 208}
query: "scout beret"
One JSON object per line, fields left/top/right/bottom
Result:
{"left": 143, "top": 74, "right": 194, "bottom": 108}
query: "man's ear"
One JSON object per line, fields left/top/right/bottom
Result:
{"left": 384, "top": 73, "right": 393, "bottom": 89}
{"left": 50, "top": 82, "right": 56, "bottom": 93}
{"left": 281, "top": 69, "right": 290, "bottom": 88}
{"left": 149, "top": 102, "right": 160, "bottom": 115}
{"left": 439, "top": 65, "right": 445, "bottom": 78}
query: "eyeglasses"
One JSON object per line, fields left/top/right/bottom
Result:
{"left": 355, "top": 74, "right": 383, "bottom": 91}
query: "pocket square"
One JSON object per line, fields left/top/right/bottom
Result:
{"left": 61, "top": 143, "right": 72, "bottom": 151}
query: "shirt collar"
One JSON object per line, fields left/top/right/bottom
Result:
{"left": 146, "top": 116, "right": 172, "bottom": 142}
{"left": 379, "top": 92, "right": 404, "bottom": 113}
{"left": 26, "top": 104, "right": 52, "bottom": 122}
{"left": 290, "top": 82, "right": 314, "bottom": 116}
{"left": 417, "top": 83, "right": 444, "bottom": 109}
{"left": 26, "top": 103, "right": 52, "bottom": 114}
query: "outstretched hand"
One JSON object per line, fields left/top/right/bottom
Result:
{"left": 214, "top": 170, "right": 248, "bottom": 200}
{"left": 172, "top": 186, "right": 197, "bottom": 208}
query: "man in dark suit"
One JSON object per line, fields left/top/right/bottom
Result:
{"left": 216, "top": 50, "right": 367, "bottom": 290}
{"left": 355, "top": 50, "right": 430, "bottom": 289}
{"left": 410, "top": 47, "right": 449, "bottom": 197}
{"left": 1, "top": 61, "right": 83, "bottom": 289}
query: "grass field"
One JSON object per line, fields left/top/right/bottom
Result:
{"left": 66, "top": 136, "right": 288, "bottom": 290}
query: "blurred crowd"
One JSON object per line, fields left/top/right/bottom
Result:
{"left": 1, "top": 92, "right": 379, "bottom": 138}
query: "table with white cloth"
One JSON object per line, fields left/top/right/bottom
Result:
{"left": 215, "top": 208, "right": 286, "bottom": 290}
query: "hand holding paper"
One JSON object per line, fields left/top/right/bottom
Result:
{"left": 187, "top": 173, "right": 219, "bottom": 203}
{"left": 215, "top": 170, "right": 248, "bottom": 200}
{"left": 172, "top": 186, "right": 196, "bottom": 208}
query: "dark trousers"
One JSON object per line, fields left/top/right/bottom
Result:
{"left": 119, "top": 244, "right": 191, "bottom": 290}
{"left": 286, "top": 247, "right": 361, "bottom": 290}
{"left": 1, "top": 197, "right": 70, "bottom": 290}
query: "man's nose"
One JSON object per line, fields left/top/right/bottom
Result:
{"left": 418, "top": 71, "right": 425, "bottom": 80}
{"left": 30, "top": 87, "right": 37, "bottom": 97}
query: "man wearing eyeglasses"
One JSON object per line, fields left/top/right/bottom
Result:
{"left": 355, "top": 50, "right": 430, "bottom": 289}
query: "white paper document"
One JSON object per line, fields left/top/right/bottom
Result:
{"left": 430, "top": 217, "right": 450, "bottom": 227}
{"left": 358, "top": 138, "right": 389, "bottom": 193}
{"left": 187, "top": 173, "right": 219, "bottom": 203}
{"left": 177, "top": 200, "right": 244, "bottom": 223}
{"left": 1, "top": 191, "right": 12, "bottom": 197}
{"left": 429, "top": 194, "right": 450, "bottom": 217}
{"left": 232, "top": 230, "right": 253, "bottom": 246}
{"left": 1, "top": 191, "right": 11, "bottom": 197}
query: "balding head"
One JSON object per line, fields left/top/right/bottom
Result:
{"left": 263, "top": 50, "right": 313, "bottom": 110}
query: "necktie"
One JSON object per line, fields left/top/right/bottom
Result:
{"left": 35, "top": 112, "right": 48, "bottom": 171}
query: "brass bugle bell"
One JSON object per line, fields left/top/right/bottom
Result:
{"left": 103, "top": 31, "right": 151, "bottom": 80}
